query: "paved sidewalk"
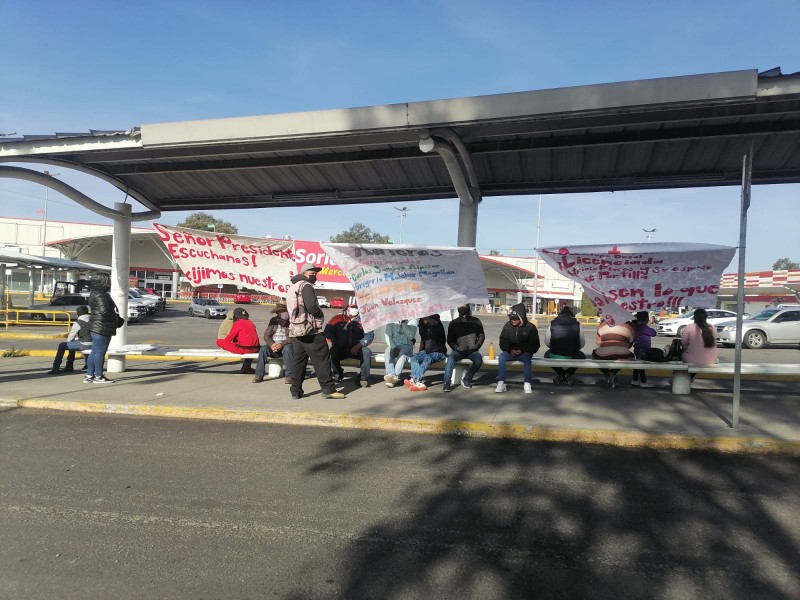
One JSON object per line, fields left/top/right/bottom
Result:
{"left": 3, "top": 354, "right": 800, "bottom": 454}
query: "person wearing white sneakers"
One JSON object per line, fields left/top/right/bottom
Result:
{"left": 383, "top": 319, "right": 416, "bottom": 387}
{"left": 496, "top": 303, "right": 540, "bottom": 394}
{"left": 406, "top": 314, "right": 447, "bottom": 391}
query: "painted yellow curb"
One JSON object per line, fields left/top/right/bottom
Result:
{"left": 8, "top": 398, "right": 800, "bottom": 455}
{"left": 0, "top": 332, "right": 66, "bottom": 340}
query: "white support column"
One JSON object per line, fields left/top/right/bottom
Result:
{"left": 172, "top": 270, "right": 180, "bottom": 300}
{"left": 27, "top": 268, "right": 35, "bottom": 307}
{"left": 108, "top": 202, "right": 131, "bottom": 373}
{"left": 0, "top": 264, "right": 6, "bottom": 310}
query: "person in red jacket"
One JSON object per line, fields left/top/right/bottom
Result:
{"left": 216, "top": 307, "right": 260, "bottom": 374}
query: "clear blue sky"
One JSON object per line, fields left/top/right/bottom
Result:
{"left": 2, "top": 0, "right": 798, "bottom": 270}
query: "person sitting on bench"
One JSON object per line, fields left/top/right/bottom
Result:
{"left": 216, "top": 307, "right": 260, "bottom": 374}
{"left": 47, "top": 305, "right": 92, "bottom": 375}
{"left": 544, "top": 305, "right": 585, "bottom": 386}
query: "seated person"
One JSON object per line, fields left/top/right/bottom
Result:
{"left": 631, "top": 310, "right": 666, "bottom": 388}
{"left": 544, "top": 305, "right": 585, "bottom": 386}
{"left": 681, "top": 308, "right": 719, "bottom": 369}
{"left": 442, "top": 304, "right": 485, "bottom": 392}
{"left": 407, "top": 314, "right": 447, "bottom": 391}
{"left": 216, "top": 307, "right": 260, "bottom": 374}
{"left": 383, "top": 319, "right": 417, "bottom": 387}
{"left": 47, "top": 305, "right": 92, "bottom": 375}
{"left": 324, "top": 304, "right": 374, "bottom": 387}
{"left": 591, "top": 315, "right": 635, "bottom": 388}
{"left": 497, "top": 303, "right": 540, "bottom": 394}
{"left": 253, "top": 302, "right": 294, "bottom": 384}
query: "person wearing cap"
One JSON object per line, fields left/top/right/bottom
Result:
{"left": 84, "top": 272, "right": 123, "bottom": 384}
{"left": 252, "top": 302, "right": 294, "bottom": 384}
{"left": 544, "top": 305, "right": 586, "bottom": 386}
{"left": 324, "top": 303, "right": 374, "bottom": 387}
{"left": 216, "top": 307, "right": 260, "bottom": 373}
{"left": 496, "top": 302, "right": 540, "bottom": 394}
{"left": 286, "top": 263, "right": 345, "bottom": 400}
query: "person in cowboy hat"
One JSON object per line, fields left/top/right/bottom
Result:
{"left": 253, "top": 301, "right": 294, "bottom": 383}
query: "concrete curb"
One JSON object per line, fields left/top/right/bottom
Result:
{"left": 5, "top": 397, "right": 800, "bottom": 455}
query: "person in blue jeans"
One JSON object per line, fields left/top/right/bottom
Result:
{"left": 383, "top": 320, "right": 417, "bottom": 387}
{"left": 442, "top": 304, "right": 485, "bottom": 392}
{"left": 496, "top": 302, "right": 540, "bottom": 394}
{"left": 47, "top": 305, "right": 92, "bottom": 375}
{"left": 406, "top": 314, "right": 447, "bottom": 392}
{"left": 85, "top": 272, "right": 122, "bottom": 384}
{"left": 252, "top": 302, "right": 294, "bottom": 384}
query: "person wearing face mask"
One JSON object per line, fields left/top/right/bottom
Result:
{"left": 252, "top": 302, "right": 294, "bottom": 384}
{"left": 286, "top": 263, "right": 344, "bottom": 400}
{"left": 324, "top": 304, "right": 374, "bottom": 387}
{"left": 442, "top": 304, "right": 485, "bottom": 392}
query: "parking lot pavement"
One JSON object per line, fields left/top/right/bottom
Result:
{"left": 2, "top": 354, "right": 800, "bottom": 454}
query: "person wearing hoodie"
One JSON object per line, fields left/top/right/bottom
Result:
{"left": 85, "top": 272, "right": 122, "bottom": 384}
{"left": 497, "top": 302, "right": 540, "bottom": 394}
{"left": 544, "top": 305, "right": 585, "bottom": 386}
{"left": 286, "top": 263, "right": 345, "bottom": 400}
{"left": 47, "top": 305, "right": 92, "bottom": 375}
{"left": 406, "top": 314, "right": 447, "bottom": 391}
{"left": 383, "top": 319, "right": 417, "bottom": 387}
{"left": 442, "top": 304, "right": 485, "bottom": 392}
{"left": 324, "top": 304, "right": 374, "bottom": 387}
{"left": 253, "top": 302, "right": 294, "bottom": 384}
{"left": 216, "top": 307, "right": 260, "bottom": 373}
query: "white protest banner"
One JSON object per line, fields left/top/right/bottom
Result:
{"left": 321, "top": 243, "right": 489, "bottom": 332}
{"left": 538, "top": 242, "right": 736, "bottom": 326}
{"left": 153, "top": 223, "right": 296, "bottom": 296}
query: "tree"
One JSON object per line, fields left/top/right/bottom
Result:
{"left": 330, "top": 223, "right": 391, "bottom": 244}
{"left": 580, "top": 292, "right": 597, "bottom": 317}
{"left": 176, "top": 212, "right": 238, "bottom": 235}
{"left": 772, "top": 257, "right": 799, "bottom": 271}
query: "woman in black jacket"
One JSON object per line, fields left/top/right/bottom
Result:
{"left": 85, "top": 272, "right": 120, "bottom": 383}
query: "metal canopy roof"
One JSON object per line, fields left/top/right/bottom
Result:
{"left": 2, "top": 68, "right": 800, "bottom": 213}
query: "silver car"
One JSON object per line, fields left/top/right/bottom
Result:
{"left": 656, "top": 309, "right": 738, "bottom": 336}
{"left": 716, "top": 308, "right": 800, "bottom": 349}
{"left": 188, "top": 298, "right": 228, "bottom": 319}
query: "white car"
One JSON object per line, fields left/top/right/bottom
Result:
{"left": 656, "top": 309, "right": 739, "bottom": 337}
{"left": 188, "top": 298, "right": 228, "bottom": 319}
{"left": 716, "top": 307, "right": 800, "bottom": 349}
{"left": 129, "top": 289, "right": 159, "bottom": 314}
{"left": 316, "top": 296, "right": 330, "bottom": 308}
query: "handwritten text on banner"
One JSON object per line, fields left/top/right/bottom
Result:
{"left": 153, "top": 224, "right": 296, "bottom": 295}
{"left": 538, "top": 242, "right": 736, "bottom": 326}
{"left": 321, "top": 243, "right": 489, "bottom": 332}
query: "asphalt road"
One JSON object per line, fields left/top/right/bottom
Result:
{"left": 5, "top": 301, "right": 800, "bottom": 365}
{"left": 1, "top": 409, "right": 798, "bottom": 599}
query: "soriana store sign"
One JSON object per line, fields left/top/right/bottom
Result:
{"left": 293, "top": 240, "right": 350, "bottom": 285}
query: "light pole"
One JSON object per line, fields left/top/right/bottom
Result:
{"left": 394, "top": 206, "right": 410, "bottom": 243}
{"left": 40, "top": 170, "right": 59, "bottom": 293}
{"left": 643, "top": 228, "right": 656, "bottom": 242}
{"left": 532, "top": 195, "right": 542, "bottom": 316}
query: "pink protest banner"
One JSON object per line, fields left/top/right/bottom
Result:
{"left": 538, "top": 242, "right": 736, "bottom": 326}
{"left": 153, "top": 224, "right": 296, "bottom": 296}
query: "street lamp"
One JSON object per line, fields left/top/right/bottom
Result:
{"left": 394, "top": 206, "right": 410, "bottom": 243}
{"left": 643, "top": 228, "right": 657, "bottom": 242}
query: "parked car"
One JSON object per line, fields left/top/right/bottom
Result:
{"left": 134, "top": 287, "right": 166, "bottom": 311}
{"left": 129, "top": 289, "right": 159, "bottom": 315}
{"left": 656, "top": 309, "right": 739, "bottom": 337}
{"left": 331, "top": 297, "right": 346, "bottom": 309}
{"left": 29, "top": 294, "right": 89, "bottom": 321}
{"left": 188, "top": 298, "right": 228, "bottom": 319}
{"left": 127, "top": 304, "right": 143, "bottom": 322}
{"left": 234, "top": 291, "right": 252, "bottom": 304}
{"left": 316, "top": 296, "right": 330, "bottom": 308}
{"left": 716, "top": 307, "right": 800, "bottom": 349}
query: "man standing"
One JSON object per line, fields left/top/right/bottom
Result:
{"left": 85, "top": 272, "right": 120, "bottom": 384}
{"left": 544, "top": 305, "right": 586, "bottom": 385}
{"left": 442, "top": 304, "right": 485, "bottom": 392}
{"left": 286, "top": 263, "right": 345, "bottom": 400}
{"left": 252, "top": 302, "right": 294, "bottom": 384}
{"left": 496, "top": 302, "right": 540, "bottom": 394}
